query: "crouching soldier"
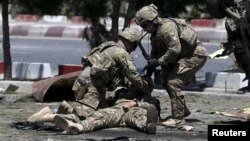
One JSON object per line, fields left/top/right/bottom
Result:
{"left": 71, "top": 27, "right": 152, "bottom": 117}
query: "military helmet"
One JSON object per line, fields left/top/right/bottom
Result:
{"left": 118, "top": 28, "right": 141, "bottom": 42}
{"left": 135, "top": 4, "right": 158, "bottom": 25}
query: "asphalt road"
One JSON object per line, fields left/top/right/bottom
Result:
{"left": 0, "top": 37, "right": 234, "bottom": 79}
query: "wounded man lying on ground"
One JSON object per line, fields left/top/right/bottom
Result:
{"left": 26, "top": 87, "right": 160, "bottom": 135}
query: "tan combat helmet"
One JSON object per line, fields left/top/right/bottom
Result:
{"left": 135, "top": 4, "right": 159, "bottom": 25}
{"left": 118, "top": 28, "right": 141, "bottom": 43}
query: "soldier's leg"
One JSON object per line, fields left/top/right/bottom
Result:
{"left": 54, "top": 106, "right": 125, "bottom": 134}
{"left": 57, "top": 100, "right": 74, "bottom": 114}
{"left": 234, "top": 48, "right": 250, "bottom": 93}
{"left": 162, "top": 54, "right": 206, "bottom": 127}
{"left": 164, "top": 78, "right": 187, "bottom": 119}
{"left": 124, "top": 106, "right": 158, "bottom": 134}
{"left": 27, "top": 106, "right": 80, "bottom": 123}
{"left": 124, "top": 107, "right": 147, "bottom": 131}
{"left": 76, "top": 83, "right": 107, "bottom": 110}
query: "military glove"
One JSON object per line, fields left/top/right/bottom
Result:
{"left": 143, "top": 59, "right": 160, "bottom": 72}
{"left": 145, "top": 68, "right": 154, "bottom": 77}
{"left": 141, "top": 74, "right": 155, "bottom": 93}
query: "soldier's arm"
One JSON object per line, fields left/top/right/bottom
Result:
{"left": 158, "top": 23, "right": 182, "bottom": 66}
{"left": 150, "top": 43, "right": 157, "bottom": 58}
{"left": 115, "top": 51, "right": 151, "bottom": 94}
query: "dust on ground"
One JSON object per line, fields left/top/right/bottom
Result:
{"left": 0, "top": 90, "right": 250, "bottom": 141}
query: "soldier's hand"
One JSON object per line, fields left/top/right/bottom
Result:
{"left": 142, "top": 59, "right": 160, "bottom": 72}
{"left": 141, "top": 75, "right": 155, "bottom": 93}
{"left": 146, "top": 68, "right": 154, "bottom": 77}
{"left": 122, "top": 101, "right": 138, "bottom": 112}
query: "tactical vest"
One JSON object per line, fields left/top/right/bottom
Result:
{"left": 86, "top": 41, "right": 124, "bottom": 90}
{"left": 167, "top": 18, "right": 198, "bottom": 47}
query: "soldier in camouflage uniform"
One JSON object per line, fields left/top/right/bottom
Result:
{"left": 54, "top": 97, "right": 158, "bottom": 135}
{"left": 83, "top": 23, "right": 111, "bottom": 49}
{"left": 215, "top": 0, "right": 250, "bottom": 94}
{"left": 71, "top": 27, "right": 152, "bottom": 118}
{"left": 27, "top": 86, "right": 159, "bottom": 135}
{"left": 135, "top": 4, "right": 208, "bottom": 128}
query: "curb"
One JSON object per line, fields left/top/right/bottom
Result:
{"left": 7, "top": 23, "right": 85, "bottom": 39}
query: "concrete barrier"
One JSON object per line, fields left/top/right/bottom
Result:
{"left": 10, "top": 24, "right": 30, "bottom": 36}
{"left": 58, "top": 64, "right": 82, "bottom": 75}
{"left": 27, "top": 25, "right": 48, "bottom": 37}
{"left": 191, "top": 19, "right": 216, "bottom": 27}
{"left": 205, "top": 72, "right": 248, "bottom": 89}
{"left": 45, "top": 26, "right": 65, "bottom": 37}
{"left": 62, "top": 26, "right": 85, "bottom": 38}
{"left": 195, "top": 27, "right": 227, "bottom": 42}
{"left": 3, "top": 16, "right": 228, "bottom": 42}
{"left": 12, "top": 62, "right": 52, "bottom": 80}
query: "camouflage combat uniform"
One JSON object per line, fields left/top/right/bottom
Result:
{"left": 150, "top": 18, "right": 207, "bottom": 119}
{"left": 72, "top": 39, "right": 150, "bottom": 111}
{"left": 75, "top": 98, "right": 158, "bottom": 134}
{"left": 135, "top": 4, "right": 208, "bottom": 122}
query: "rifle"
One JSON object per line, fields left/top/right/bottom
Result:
{"left": 137, "top": 32, "right": 150, "bottom": 60}
{"left": 137, "top": 32, "right": 156, "bottom": 77}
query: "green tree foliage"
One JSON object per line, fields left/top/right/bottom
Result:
{"left": 135, "top": 0, "right": 208, "bottom": 20}
{"left": 62, "top": 0, "right": 111, "bottom": 21}
{"left": 11, "top": 0, "right": 63, "bottom": 15}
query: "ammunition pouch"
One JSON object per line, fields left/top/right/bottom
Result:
{"left": 90, "top": 66, "right": 110, "bottom": 87}
{"left": 72, "top": 77, "right": 89, "bottom": 100}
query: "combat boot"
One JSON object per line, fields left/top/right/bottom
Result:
{"left": 57, "top": 100, "right": 73, "bottom": 114}
{"left": 27, "top": 107, "right": 55, "bottom": 122}
{"left": 164, "top": 108, "right": 191, "bottom": 121}
{"left": 54, "top": 115, "right": 83, "bottom": 135}
{"left": 161, "top": 118, "right": 186, "bottom": 128}
{"left": 184, "top": 106, "right": 191, "bottom": 117}
{"left": 145, "top": 104, "right": 158, "bottom": 134}
{"left": 73, "top": 105, "right": 95, "bottom": 119}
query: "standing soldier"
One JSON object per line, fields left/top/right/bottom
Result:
{"left": 135, "top": 4, "right": 208, "bottom": 128}
{"left": 207, "top": 0, "right": 250, "bottom": 94}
